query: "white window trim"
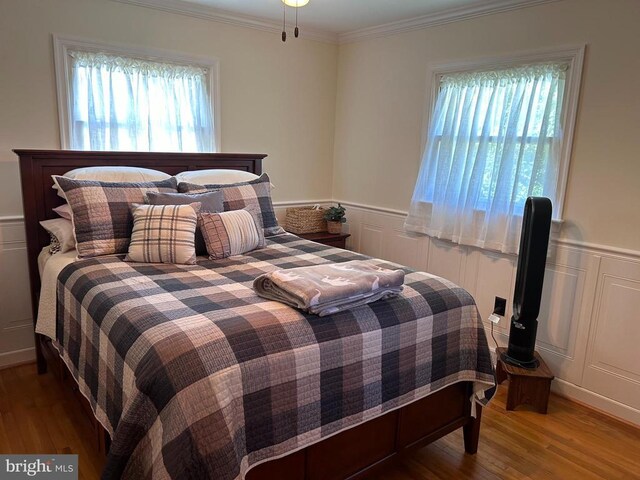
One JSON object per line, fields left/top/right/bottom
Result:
{"left": 422, "top": 44, "right": 586, "bottom": 221}
{"left": 52, "top": 34, "right": 221, "bottom": 152}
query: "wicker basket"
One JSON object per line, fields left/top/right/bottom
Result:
{"left": 285, "top": 206, "right": 327, "bottom": 234}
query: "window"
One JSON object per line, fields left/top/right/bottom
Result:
{"left": 54, "top": 35, "right": 219, "bottom": 152}
{"left": 405, "top": 47, "right": 584, "bottom": 254}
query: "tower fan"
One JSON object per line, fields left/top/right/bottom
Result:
{"left": 503, "top": 197, "right": 552, "bottom": 369}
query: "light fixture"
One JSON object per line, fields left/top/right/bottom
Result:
{"left": 282, "top": 0, "right": 309, "bottom": 6}
{"left": 281, "top": 0, "right": 309, "bottom": 42}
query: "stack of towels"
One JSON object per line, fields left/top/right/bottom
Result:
{"left": 253, "top": 260, "right": 405, "bottom": 316}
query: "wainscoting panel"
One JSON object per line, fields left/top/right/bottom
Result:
{"left": 385, "top": 229, "right": 429, "bottom": 272}
{"left": 532, "top": 244, "right": 597, "bottom": 384}
{"left": 427, "top": 239, "right": 467, "bottom": 287}
{"left": 0, "top": 217, "right": 35, "bottom": 368}
{"left": 338, "top": 201, "right": 640, "bottom": 425}
{"left": 583, "top": 257, "right": 640, "bottom": 410}
{"left": 464, "top": 248, "right": 516, "bottom": 334}
{"left": 359, "top": 223, "right": 384, "bottom": 259}
{"left": 537, "top": 266, "right": 580, "bottom": 355}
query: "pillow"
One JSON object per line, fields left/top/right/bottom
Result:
{"left": 126, "top": 203, "right": 201, "bottom": 265}
{"left": 175, "top": 169, "right": 259, "bottom": 186}
{"left": 178, "top": 173, "right": 285, "bottom": 237}
{"left": 49, "top": 235, "right": 61, "bottom": 255}
{"left": 54, "top": 176, "right": 178, "bottom": 258}
{"left": 146, "top": 191, "right": 224, "bottom": 256}
{"left": 53, "top": 204, "right": 72, "bottom": 220}
{"left": 40, "top": 218, "right": 75, "bottom": 254}
{"left": 199, "top": 209, "right": 265, "bottom": 260}
{"left": 53, "top": 166, "right": 171, "bottom": 199}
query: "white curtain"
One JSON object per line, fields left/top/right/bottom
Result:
{"left": 69, "top": 51, "right": 215, "bottom": 152}
{"left": 405, "top": 63, "right": 566, "bottom": 254}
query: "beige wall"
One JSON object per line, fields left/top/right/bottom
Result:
{"left": 333, "top": 0, "right": 640, "bottom": 251}
{"left": 0, "top": 0, "right": 338, "bottom": 215}
{"left": 3, "top": 0, "right": 638, "bottom": 251}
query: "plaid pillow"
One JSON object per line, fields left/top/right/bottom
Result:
{"left": 178, "top": 173, "right": 285, "bottom": 237}
{"left": 146, "top": 190, "right": 224, "bottom": 256}
{"left": 54, "top": 176, "right": 178, "bottom": 257}
{"left": 199, "top": 209, "right": 265, "bottom": 260}
{"left": 126, "top": 203, "right": 201, "bottom": 265}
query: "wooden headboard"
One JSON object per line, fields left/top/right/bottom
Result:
{"left": 14, "top": 149, "right": 266, "bottom": 371}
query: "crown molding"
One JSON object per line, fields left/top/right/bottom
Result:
{"left": 111, "top": 0, "right": 560, "bottom": 46}
{"left": 110, "top": 0, "right": 339, "bottom": 44}
{"left": 338, "top": 0, "right": 562, "bottom": 44}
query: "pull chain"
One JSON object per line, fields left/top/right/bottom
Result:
{"left": 282, "top": 3, "right": 287, "bottom": 42}
{"left": 295, "top": 7, "right": 299, "bottom": 38}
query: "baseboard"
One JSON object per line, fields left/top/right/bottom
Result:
{"left": 551, "top": 378, "right": 640, "bottom": 426}
{"left": 0, "top": 347, "right": 36, "bottom": 370}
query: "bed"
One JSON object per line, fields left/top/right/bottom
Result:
{"left": 16, "top": 149, "right": 495, "bottom": 480}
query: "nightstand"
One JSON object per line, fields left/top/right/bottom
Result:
{"left": 495, "top": 347, "right": 554, "bottom": 413}
{"left": 294, "top": 231, "right": 351, "bottom": 249}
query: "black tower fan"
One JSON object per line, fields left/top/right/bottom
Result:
{"left": 503, "top": 197, "right": 552, "bottom": 369}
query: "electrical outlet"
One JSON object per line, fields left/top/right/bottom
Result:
{"left": 493, "top": 296, "right": 506, "bottom": 316}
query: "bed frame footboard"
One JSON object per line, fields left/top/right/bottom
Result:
{"left": 44, "top": 337, "right": 480, "bottom": 479}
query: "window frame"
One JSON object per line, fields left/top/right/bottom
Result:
{"left": 422, "top": 45, "right": 585, "bottom": 221}
{"left": 53, "top": 34, "right": 221, "bottom": 152}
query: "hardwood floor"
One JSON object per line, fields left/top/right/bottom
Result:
{"left": 1, "top": 363, "right": 638, "bottom": 479}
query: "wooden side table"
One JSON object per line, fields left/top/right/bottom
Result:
{"left": 496, "top": 347, "right": 554, "bottom": 414}
{"left": 294, "top": 231, "right": 351, "bottom": 249}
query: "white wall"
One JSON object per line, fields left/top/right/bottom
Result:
{"left": 0, "top": 0, "right": 338, "bottom": 214}
{"left": 331, "top": 0, "right": 640, "bottom": 424}
{"left": 333, "top": 0, "right": 640, "bottom": 251}
{"left": 0, "top": 0, "right": 337, "bottom": 365}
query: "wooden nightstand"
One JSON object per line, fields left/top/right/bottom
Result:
{"left": 294, "top": 231, "right": 351, "bottom": 249}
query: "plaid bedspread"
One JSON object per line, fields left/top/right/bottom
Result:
{"left": 55, "top": 233, "right": 495, "bottom": 480}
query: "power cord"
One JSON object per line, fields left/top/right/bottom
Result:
{"left": 490, "top": 321, "right": 499, "bottom": 350}
{"left": 488, "top": 313, "right": 501, "bottom": 350}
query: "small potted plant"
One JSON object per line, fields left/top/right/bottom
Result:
{"left": 324, "top": 203, "right": 346, "bottom": 234}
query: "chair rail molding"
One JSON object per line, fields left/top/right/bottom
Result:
{"left": 0, "top": 215, "right": 25, "bottom": 223}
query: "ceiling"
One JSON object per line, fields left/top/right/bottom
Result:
{"left": 184, "top": 0, "right": 534, "bottom": 34}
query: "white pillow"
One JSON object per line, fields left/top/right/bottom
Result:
{"left": 175, "top": 169, "right": 260, "bottom": 186}
{"left": 53, "top": 166, "right": 171, "bottom": 199}
{"left": 63, "top": 166, "right": 171, "bottom": 182}
{"left": 53, "top": 204, "right": 72, "bottom": 220}
{"left": 40, "top": 218, "right": 75, "bottom": 253}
